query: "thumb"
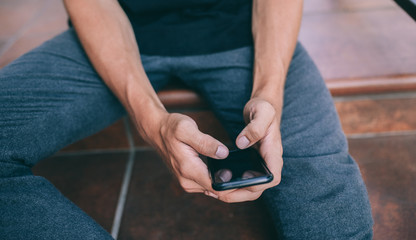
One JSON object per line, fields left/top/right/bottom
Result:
{"left": 181, "top": 125, "right": 229, "bottom": 159}
{"left": 236, "top": 104, "right": 275, "bottom": 149}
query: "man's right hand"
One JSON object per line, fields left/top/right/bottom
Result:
{"left": 145, "top": 112, "right": 229, "bottom": 197}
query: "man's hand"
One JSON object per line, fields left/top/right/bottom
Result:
{"left": 213, "top": 98, "right": 283, "bottom": 203}
{"left": 224, "top": 0, "right": 304, "bottom": 202}
{"left": 148, "top": 113, "right": 229, "bottom": 197}
{"left": 139, "top": 107, "right": 282, "bottom": 203}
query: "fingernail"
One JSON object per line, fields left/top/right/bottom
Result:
{"left": 237, "top": 136, "right": 250, "bottom": 149}
{"left": 216, "top": 145, "right": 228, "bottom": 158}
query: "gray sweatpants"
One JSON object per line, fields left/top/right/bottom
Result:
{"left": 0, "top": 29, "right": 373, "bottom": 239}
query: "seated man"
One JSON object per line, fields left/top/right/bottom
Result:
{"left": 0, "top": 0, "right": 373, "bottom": 239}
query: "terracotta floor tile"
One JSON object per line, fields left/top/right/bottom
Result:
{"left": 300, "top": 7, "right": 416, "bottom": 80}
{"left": 61, "top": 119, "right": 130, "bottom": 152}
{"left": 349, "top": 134, "right": 416, "bottom": 240}
{"left": 32, "top": 152, "right": 129, "bottom": 232}
{"left": 118, "top": 151, "right": 277, "bottom": 240}
{"left": 335, "top": 95, "right": 416, "bottom": 135}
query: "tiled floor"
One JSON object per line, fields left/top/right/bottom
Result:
{"left": 335, "top": 93, "right": 416, "bottom": 135}
{"left": 2, "top": 0, "right": 416, "bottom": 239}
{"left": 349, "top": 134, "right": 416, "bottom": 240}
{"left": 118, "top": 151, "right": 277, "bottom": 240}
{"left": 32, "top": 152, "right": 129, "bottom": 232}
{"left": 31, "top": 133, "right": 416, "bottom": 240}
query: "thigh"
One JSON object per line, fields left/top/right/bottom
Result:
{"left": 262, "top": 44, "right": 373, "bottom": 239}
{"left": 0, "top": 29, "right": 169, "bottom": 167}
{"left": 0, "top": 29, "right": 123, "bottom": 166}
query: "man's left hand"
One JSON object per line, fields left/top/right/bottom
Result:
{"left": 213, "top": 98, "right": 283, "bottom": 203}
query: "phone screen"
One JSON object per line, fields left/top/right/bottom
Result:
{"left": 207, "top": 148, "right": 273, "bottom": 191}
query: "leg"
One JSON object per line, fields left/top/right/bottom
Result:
{"left": 0, "top": 29, "right": 169, "bottom": 239}
{"left": 262, "top": 44, "right": 373, "bottom": 239}
{"left": 177, "top": 44, "right": 373, "bottom": 239}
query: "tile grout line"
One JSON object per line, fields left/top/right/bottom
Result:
{"left": 111, "top": 117, "right": 136, "bottom": 239}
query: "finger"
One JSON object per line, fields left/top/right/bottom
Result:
{"left": 214, "top": 169, "right": 232, "bottom": 183}
{"left": 177, "top": 161, "right": 216, "bottom": 196}
{"left": 244, "top": 128, "right": 283, "bottom": 193}
{"left": 190, "top": 167, "right": 214, "bottom": 192}
{"left": 177, "top": 177, "right": 205, "bottom": 193}
{"left": 241, "top": 170, "right": 258, "bottom": 179}
{"left": 236, "top": 103, "right": 275, "bottom": 149}
{"left": 260, "top": 125, "right": 283, "bottom": 186}
{"left": 217, "top": 189, "right": 263, "bottom": 203}
{"left": 175, "top": 145, "right": 217, "bottom": 191}
{"left": 204, "top": 191, "right": 219, "bottom": 199}
{"left": 178, "top": 122, "right": 229, "bottom": 159}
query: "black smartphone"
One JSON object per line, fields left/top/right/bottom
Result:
{"left": 207, "top": 148, "right": 273, "bottom": 191}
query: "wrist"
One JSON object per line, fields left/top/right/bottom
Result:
{"left": 251, "top": 79, "right": 284, "bottom": 111}
{"left": 252, "top": 59, "right": 285, "bottom": 105}
{"left": 125, "top": 79, "right": 168, "bottom": 144}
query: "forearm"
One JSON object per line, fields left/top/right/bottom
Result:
{"left": 63, "top": 0, "right": 167, "bottom": 139}
{"left": 251, "top": 0, "right": 303, "bottom": 109}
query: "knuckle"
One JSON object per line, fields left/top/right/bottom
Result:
{"left": 176, "top": 119, "right": 197, "bottom": 139}
{"left": 177, "top": 117, "right": 196, "bottom": 130}
{"left": 264, "top": 101, "right": 276, "bottom": 114}
{"left": 248, "top": 126, "right": 263, "bottom": 141}
{"left": 177, "top": 163, "right": 192, "bottom": 178}
{"left": 178, "top": 160, "right": 201, "bottom": 179}
{"left": 196, "top": 134, "right": 214, "bottom": 154}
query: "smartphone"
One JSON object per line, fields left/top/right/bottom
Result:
{"left": 207, "top": 148, "right": 273, "bottom": 191}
